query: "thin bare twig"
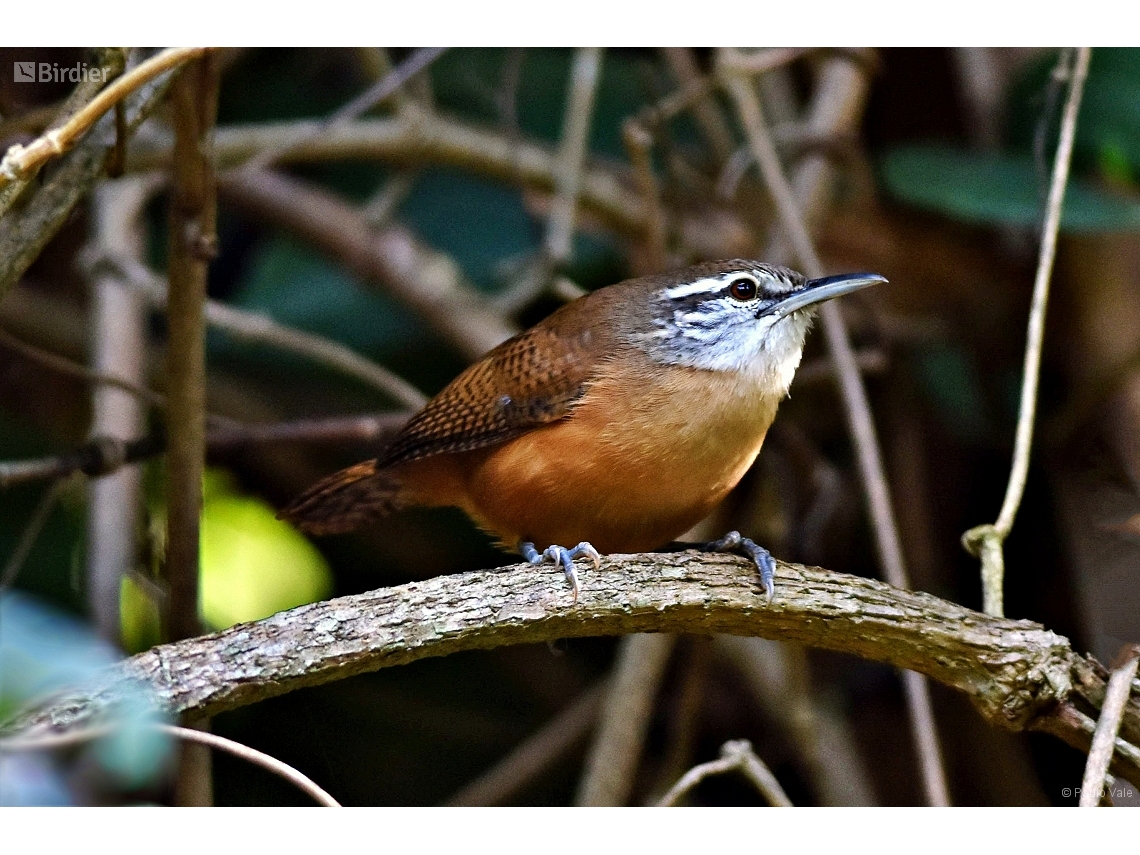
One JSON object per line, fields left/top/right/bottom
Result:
{"left": 658, "top": 756, "right": 741, "bottom": 805}
{"left": 0, "top": 323, "right": 240, "bottom": 432}
{"left": 0, "top": 722, "right": 339, "bottom": 807}
{"left": 493, "top": 48, "right": 526, "bottom": 134}
{"left": 793, "top": 348, "right": 887, "bottom": 386}
{"left": 218, "top": 169, "right": 518, "bottom": 360}
{"left": 0, "top": 436, "right": 157, "bottom": 490}
{"left": 545, "top": 47, "right": 603, "bottom": 264}
{"left": 491, "top": 48, "right": 602, "bottom": 316}
{"left": 1080, "top": 645, "right": 1140, "bottom": 806}
{"left": 962, "top": 48, "right": 1091, "bottom": 618}
{"left": 125, "top": 114, "right": 650, "bottom": 240}
{"left": 622, "top": 119, "right": 668, "bottom": 270}
{"left": 107, "top": 101, "right": 128, "bottom": 178}
{"left": 899, "top": 668, "right": 947, "bottom": 799}
{"left": 324, "top": 47, "right": 446, "bottom": 125}
{"left": 720, "top": 54, "right": 904, "bottom": 586}
{"left": 201, "top": 297, "right": 427, "bottom": 408}
{"left": 163, "top": 723, "right": 339, "bottom": 807}
{"left": 717, "top": 47, "right": 816, "bottom": 76}
{"left": 204, "top": 412, "right": 411, "bottom": 449}
{"left": 549, "top": 276, "right": 587, "bottom": 303}
{"left": 717, "top": 146, "right": 758, "bottom": 200}
{"left": 647, "top": 638, "right": 711, "bottom": 802}
{"left": 236, "top": 47, "right": 448, "bottom": 173}
{"left": 352, "top": 49, "right": 410, "bottom": 113}
{"left": 1035, "top": 702, "right": 1140, "bottom": 790}
{"left": 576, "top": 633, "right": 676, "bottom": 805}
{"left": 0, "top": 327, "right": 164, "bottom": 412}
{"left": 125, "top": 109, "right": 750, "bottom": 258}
{"left": 951, "top": 48, "right": 1004, "bottom": 150}
{"left": 445, "top": 682, "right": 605, "bottom": 806}
{"left": 715, "top": 636, "right": 877, "bottom": 805}
{"left": 658, "top": 739, "right": 792, "bottom": 806}
{"left": 360, "top": 172, "right": 418, "bottom": 227}
{"left": 659, "top": 48, "right": 736, "bottom": 163}
{"left": 636, "top": 72, "right": 721, "bottom": 134}
{"left": 0, "top": 413, "right": 413, "bottom": 491}
{"left": 719, "top": 47, "right": 950, "bottom": 807}
{"left": 0, "top": 48, "right": 205, "bottom": 202}
{"left": 89, "top": 251, "right": 427, "bottom": 410}
{"left": 0, "top": 476, "right": 74, "bottom": 591}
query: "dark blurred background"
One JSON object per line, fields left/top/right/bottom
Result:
{"left": 2, "top": 47, "right": 1138, "bottom": 806}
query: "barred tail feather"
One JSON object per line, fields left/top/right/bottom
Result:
{"left": 277, "top": 460, "right": 402, "bottom": 535}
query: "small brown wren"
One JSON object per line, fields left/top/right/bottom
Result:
{"left": 280, "top": 260, "right": 886, "bottom": 600}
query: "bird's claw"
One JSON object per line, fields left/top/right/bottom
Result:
{"left": 700, "top": 531, "right": 776, "bottom": 603}
{"left": 520, "top": 540, "right": 600, "bottom": 602}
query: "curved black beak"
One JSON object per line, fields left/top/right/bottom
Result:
{"left": 761, "top": 272, "right": 887, "bottom": 319}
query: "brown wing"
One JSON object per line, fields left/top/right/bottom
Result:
{"left": 376, "top": 296, "right": 615, "bottom": 469}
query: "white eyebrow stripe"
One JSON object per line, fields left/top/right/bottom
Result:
{"left": 663, "top": 274, "right": 744, "bottom": 300}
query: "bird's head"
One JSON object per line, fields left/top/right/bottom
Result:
{"left": 640, "top": 260, "right": 886, "bottom": 393}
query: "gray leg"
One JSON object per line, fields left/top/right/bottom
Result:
{"left": 519, "top": 540, "right": 601, "bottom": 601}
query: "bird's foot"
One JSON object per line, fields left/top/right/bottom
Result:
{"left": 663, "top": 531, "right": 776, "bottom": 603}
{"left": 519, "top": 540, "right": 602, "bottom": 602}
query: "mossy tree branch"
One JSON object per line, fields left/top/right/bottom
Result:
{"left": 4, "top": 554, "right": 1137, "bottom": 787}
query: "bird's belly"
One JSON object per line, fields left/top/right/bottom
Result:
{"left": 461, "top": 369, "right": 780, "bottom": 552}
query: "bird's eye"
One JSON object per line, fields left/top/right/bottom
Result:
{"left": 728, "top": 278, "right": 757, "bottom": 301}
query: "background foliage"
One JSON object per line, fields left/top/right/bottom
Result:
{"left": 2, "top": 47, "right": 1139, "bottom": 806}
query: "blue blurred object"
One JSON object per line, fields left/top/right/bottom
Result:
{"left": 0, "top": 592, "right": 173, "bottom": 803}
{"left": 0, "top": 591, "right": 121, "bottom": 706}
{"left": 0, "top": 752, "right": 73, "bottom": 806}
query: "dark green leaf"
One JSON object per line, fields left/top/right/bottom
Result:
{"left": 880, "top": 146, "right": 1140, "bottom": 232}
{"left": 1007, "top": 48, "right": 1140, "bottom": 180}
